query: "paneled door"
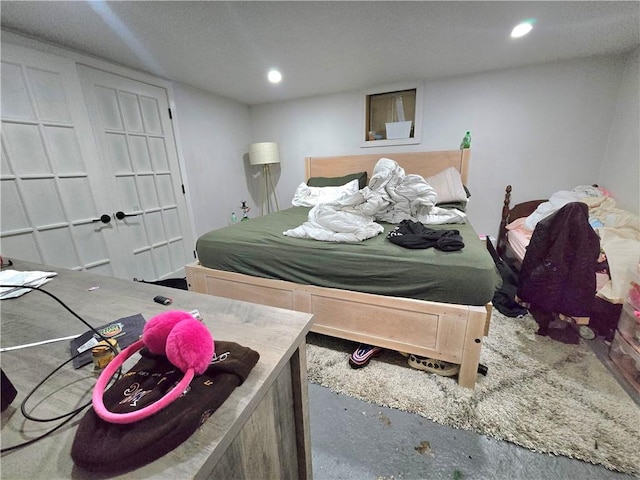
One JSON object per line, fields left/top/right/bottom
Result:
{"left": 1, "top": 43, "right": 194, "bottom": 282}
{"left": 77, "top": 65, "right": 194, "bottom": 282}
{"left": 1, "top": 44, "right": 126, "bottom": 278}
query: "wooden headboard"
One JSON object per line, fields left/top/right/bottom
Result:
{"left": 305, "top": 149, "right": 470, "bottom": 185}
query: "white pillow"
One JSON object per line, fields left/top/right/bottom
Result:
{"left": 425, "top": 167, "right": 468, "bottom": 204}
{"left": 291, "top": 179, "right": 359, "bottom": 207}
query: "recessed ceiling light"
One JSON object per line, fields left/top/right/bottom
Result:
{"left": 511, "top": 20, "right": 535, "bottom": 38}
{"left": 268, "top": 69, "right": 282, "bottom": 84}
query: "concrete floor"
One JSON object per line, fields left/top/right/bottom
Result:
{"left": 308, "top": 336, "right": 639, "bottom": 480}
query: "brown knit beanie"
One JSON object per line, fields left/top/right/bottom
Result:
{"left": 71, "top": 340, "right": 259, "bottom": 474}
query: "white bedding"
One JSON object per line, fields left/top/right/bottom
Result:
{"left": 283, "top": 158, "right": 466, "bottom": 242}
{"left": 524, "top": 185, "right": 604, "bottom": 231}
{"left": 291, "top": 179, "right": 360, "bottom": 207}
{"left": 584, "top": 196, "right": 640, "bottom": 303}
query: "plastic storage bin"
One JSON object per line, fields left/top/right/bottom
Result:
{"left": 617, "top": 302, "right": 640, "bottom": 346}
{"left": 625, "top": 264, "right": 639, "bottom": 310}
{"left": 609, "top": 330, "right": 640, "bottom": 394}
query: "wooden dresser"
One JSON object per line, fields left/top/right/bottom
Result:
{"left": 0, "top": 260, "right": 314, "bottom": 479}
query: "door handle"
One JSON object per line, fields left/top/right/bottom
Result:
{"left": 92, "top": 214, "right": 112, "bottom": 224}
{"left": 115, "top": 211, "right": 141, "bottom": 220}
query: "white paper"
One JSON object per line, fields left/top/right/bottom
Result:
{"left": 0, "top": 270, "right": 58, "bottom": 299}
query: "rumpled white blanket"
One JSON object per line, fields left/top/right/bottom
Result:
{"left": 283, "top": 158, "right": 466, "bottom": 242}
{"left": 524, "top": 185, "right": 604, "bottom": 231}
{"left": 583, "top": 196, "right": 640, "bottom": 303}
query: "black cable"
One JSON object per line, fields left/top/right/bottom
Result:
{"left": 0, "top": 284, "right": 122, "bottom": 453}
{"left": 0, "top": 284, "right": 116, "bottom": 348}
{"left": 0, "top": 409, "right": 82, "bottom": 454}
{"left": 19, "top": 348, "right": 101, "bottom": 423}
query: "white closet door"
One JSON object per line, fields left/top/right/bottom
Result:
{"left": 77, "top": 65, "right": 194, "bottom": 281}
{"left": 1, "top": 44, "right": 126, "bottom": 278}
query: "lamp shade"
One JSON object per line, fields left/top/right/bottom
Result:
{"left": 249, "top": 142, "right": 280, "bottom": 166}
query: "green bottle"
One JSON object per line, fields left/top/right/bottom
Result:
{"left": 461, "top": 131, "right": 471, "bottom": 149}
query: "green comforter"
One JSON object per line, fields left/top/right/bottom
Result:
{"left": 196, "top": 207, "right": 500, "bottom": 306}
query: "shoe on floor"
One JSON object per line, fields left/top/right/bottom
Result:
{"left": 407, "top": 354, "right": 460, "bottom": 377}
{"left": 349, "top": 344, "right": 383, "bottom": 369}
{"left": 578, "top": 325, "right": 596, "bottom": 340}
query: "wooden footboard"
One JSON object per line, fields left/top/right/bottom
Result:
{"left": 186, "top": 262, "right": 490, "bottom": 389}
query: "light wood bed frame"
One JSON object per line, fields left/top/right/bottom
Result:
{"left": 186, "top": 149, "right": 492, "bottom": 388}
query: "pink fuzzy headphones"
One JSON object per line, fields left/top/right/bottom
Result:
{"left": 92, "top": 310, "right": 214, "bottom": 424}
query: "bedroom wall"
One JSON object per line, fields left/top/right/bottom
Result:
{"left": 250, "top": 54, "right": 632, "bottom": 239}
{"left": 599, "top": 46, "right": 640, "bottom": 216}
{"left": 3, "top": 30, "right": 635, "bottom": 243}
{"left": 171, "top": 83, "right": 252, "bottom": 236}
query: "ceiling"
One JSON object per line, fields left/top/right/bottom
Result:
{"left": 2, "top": 1, "right": 639, "bottom": 105}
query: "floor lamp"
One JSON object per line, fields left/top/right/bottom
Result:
{"left": 249, "top": 142, "right": 280, "bottom": 215}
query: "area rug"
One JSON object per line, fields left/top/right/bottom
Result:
{"left": 306, "top": 310, "right": 640, "bottom": 476}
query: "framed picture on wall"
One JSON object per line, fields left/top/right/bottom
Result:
{"left": 361, "top": 82, "right": 422, "bottom": 148}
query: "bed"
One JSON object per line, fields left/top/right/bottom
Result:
{"left": 186, "top": 149, "right": 501, "bottom": 389}
{"left": 495, "top": 184, "right": 639, "bottom": 335}
{"left": 496, "top": 185, "right": 546, "bottom": 272}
